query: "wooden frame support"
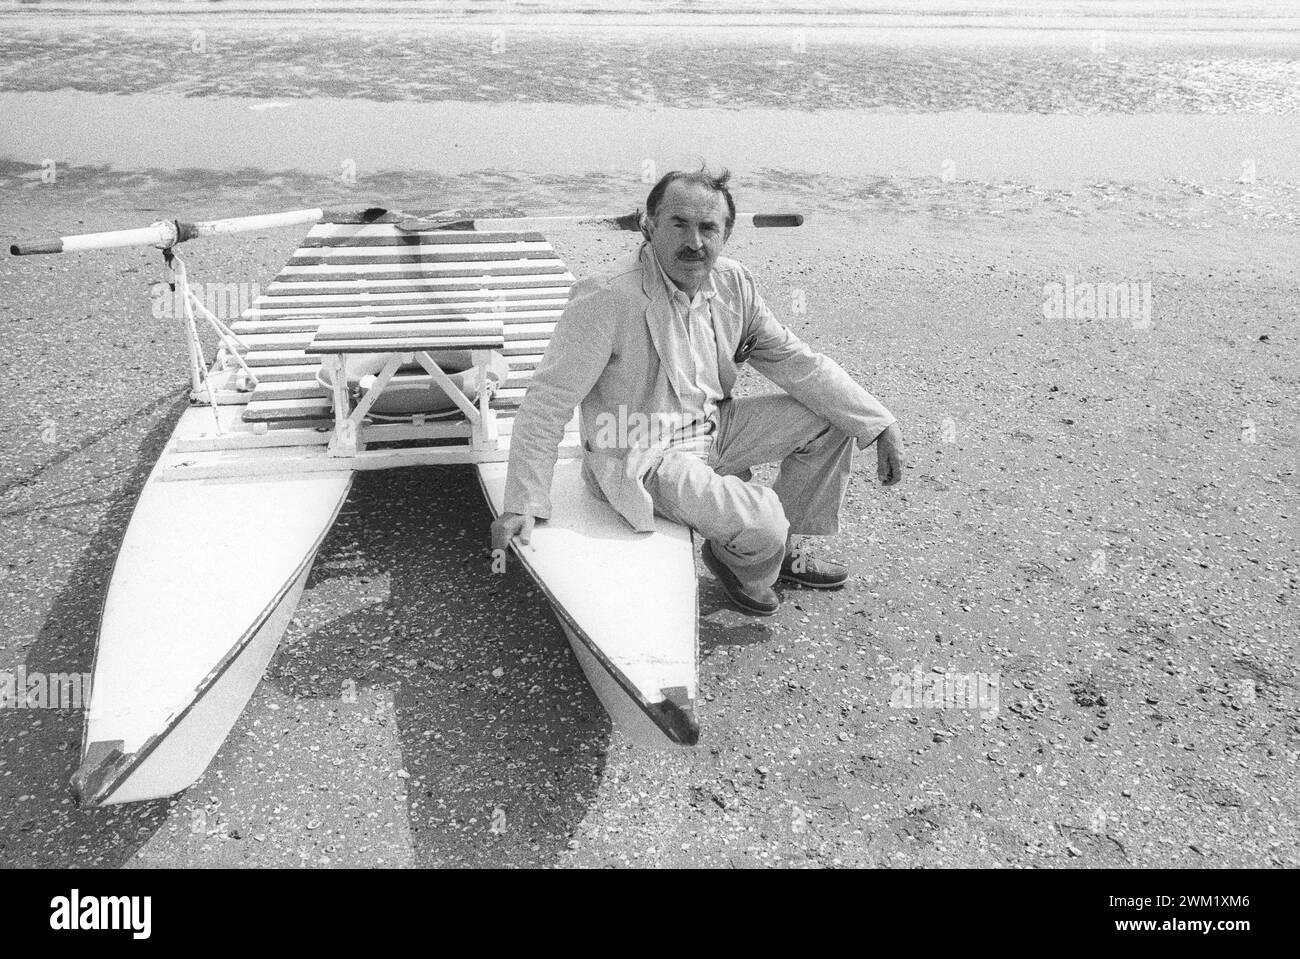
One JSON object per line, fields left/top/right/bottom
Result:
{"left": 319, "top": 346, "right": 502, "bottom": 458}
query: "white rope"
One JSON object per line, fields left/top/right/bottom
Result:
{"left": 174, "top": 257, "right": 223, "bottom": 433}
{"left": 170, "top": 251, "right": 261, "bottom": 405}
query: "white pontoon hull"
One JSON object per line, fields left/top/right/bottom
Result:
{"left": 477, "top": 459, "right": 699, "bottom": 745}
{"left": 74, "top": 407, "right": 352, "bottom": 806}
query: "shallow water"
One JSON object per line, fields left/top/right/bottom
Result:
{"left": 2, "top": 19, "right": 1298, "bottom": 113}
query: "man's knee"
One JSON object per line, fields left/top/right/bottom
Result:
{"left": 717, "top": 482, "right": 788, "bottom": 566}
{"left": 799, "top": 420, "right": 853, "bottom": 456}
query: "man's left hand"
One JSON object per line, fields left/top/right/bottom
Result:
{"left": 876, "top": 423, "right": 905, "bottom": 486}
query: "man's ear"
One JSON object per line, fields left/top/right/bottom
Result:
{"left": 640, "top": 211, "right": 653, "bottom": 242}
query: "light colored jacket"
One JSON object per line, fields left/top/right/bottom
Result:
{"left": 503, "top": 243, "right": 897, "bottom": 532}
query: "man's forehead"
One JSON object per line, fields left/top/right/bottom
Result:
{"left": 659, "top": 182, "right": 728, "bottom": 221}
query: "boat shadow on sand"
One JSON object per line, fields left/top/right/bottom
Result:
{"left": 257, "top": 466, "right": 614, "bottom": 868}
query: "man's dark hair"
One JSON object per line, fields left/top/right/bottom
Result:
{"left": 642, "top": 167, "right": 736, "bottom": 241}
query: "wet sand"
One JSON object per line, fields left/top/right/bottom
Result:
{"left": 6, "top": 92, "right": 1300, "bottom": 190}
{"left": 0, "top": 5, "right": 1297, "bottom": 869}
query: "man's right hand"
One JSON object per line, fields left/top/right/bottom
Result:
{"left": 875, "top": 422, "right": 905, "bottom": 486}
{"left": 491, "top": 512, "right": 536, "bottom": 552}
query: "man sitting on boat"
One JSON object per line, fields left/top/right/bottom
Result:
{"left": 492, "top": 167, "right": 904, "bottom": 615}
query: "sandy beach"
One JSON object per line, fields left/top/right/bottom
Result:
{"left": 0, "top": 1, "right": 1296, "bottom": 869}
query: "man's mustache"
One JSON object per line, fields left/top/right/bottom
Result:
{"left": 677, "top": 249, "right": 706, "bottom": 261}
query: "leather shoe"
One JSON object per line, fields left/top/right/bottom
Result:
{"left": 778, "top": 538, "right": 849, "bottom": 589}
{"left": 701, "top": 541, "right": 779, "bottom": 616}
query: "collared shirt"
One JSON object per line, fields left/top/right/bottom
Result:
{"left": 647, "top": 248, "right": 725, "bottom": 456}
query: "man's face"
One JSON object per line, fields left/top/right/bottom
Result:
{"left": 646, "top": 181, "right": 729, "bottom": 295}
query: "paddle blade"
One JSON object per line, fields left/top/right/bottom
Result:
{"left": 751, "top": 213, "right": 805, "bottom": 228}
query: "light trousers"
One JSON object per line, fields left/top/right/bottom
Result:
{"left": 645, "top": 394, "right": 855, "bottom": 589}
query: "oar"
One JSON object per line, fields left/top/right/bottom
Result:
{"left": 396, "top": 211, "right": 806, "bottom": 233}
{"left": 8, "top": 205, "right": 392, "bottom": 256}
{"left": 10, "top": 205, "right": 806, "bottom": 255}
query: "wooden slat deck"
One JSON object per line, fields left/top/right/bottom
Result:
{"left": 245, "top": 363, "right": 324, "bottom": 383}
{"left": 305, "top": 320, "right": 506, "bottom": 355}
{"left": 237, "top": 322, "right": 557, "bottom": 353}
{"left": 246, "top": 291, "right": 570, "bottom": 314}
{"left": 239, "top": 219, "right": 569, "bottom": 427}
{"left": 234, "top": 309, "right": 562, "bottom": 336}
{"left": 250, "top": 369, "right": 534, "bottom": 402}
{"left": 261, "top": 275, "right": 571, "bottom": 296}
{"left": 272, "top": 256, "right": 569, "bottom": 282}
